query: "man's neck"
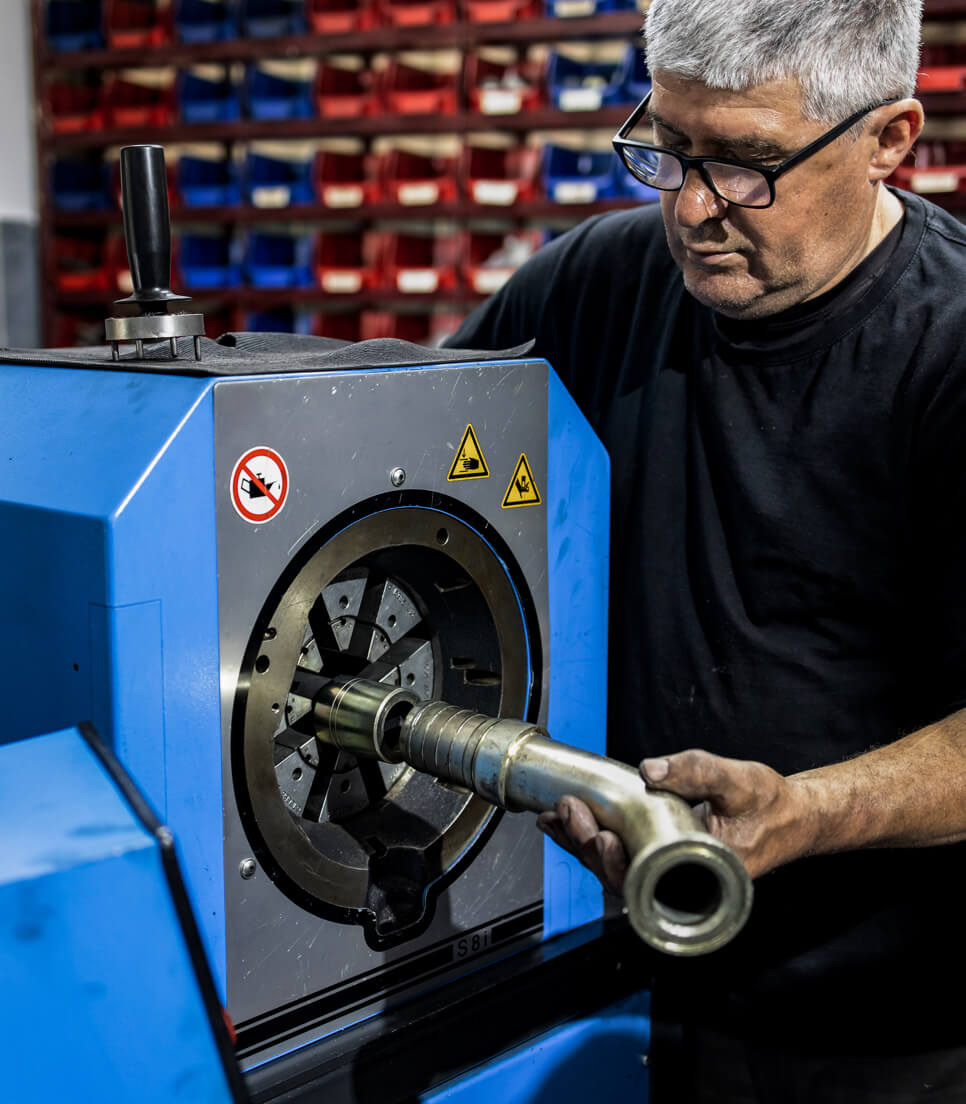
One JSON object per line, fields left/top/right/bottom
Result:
{"left": 865, "top": 184, "right": 905, "bottom": 258}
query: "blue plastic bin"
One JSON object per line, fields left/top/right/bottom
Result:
{"left": 177, "top": 68, "right": 241, "bottom": 123}
{"left": 244, "top": 231, "right": 314, "bottom": 287}
{"left": 176, "top": 153, "right": 241, "bottom": 207}
{"left": 51, "top": 157, "right": 110, "bottom": 212}
{"left": 619, "top": 44, "right": 651, "bottom": 103}
{"left": 239, "top": 0, "right": 306, "bottom": 37}
{"left": 174, "top": 0, "right": 238, "bottom": 42}
{"left": 544, "top": 0, "right": 621, "bottom": 16}
{"left": 46, "top": 0, "right": 103, "bottom": 51}
{"left": 244, "top": 63, "right": 315, "bottom": 120}
{"left": 243, "top": 308, "right": 315, "bottom": 333}
{"left": 547, "top": 50, "right": 632, "bottom": 111}
{"left": 541, "top": 144, "right": 621, "bottom": 203}
{"left": 178, "top": 233, "right": 243, "bottom": 288}
{"left": 243, "top": 150, "right": 314, "bottom": 207}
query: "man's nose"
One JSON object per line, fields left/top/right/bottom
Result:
{"left": 673, "top": 167, "right": 727, "bottom": 227}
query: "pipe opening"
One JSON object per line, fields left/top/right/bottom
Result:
{"left": 380, "top": 699, "right": 414, "bottom": 759}
{"left": 653, "top": 862, "right": 723, "bottom": 926}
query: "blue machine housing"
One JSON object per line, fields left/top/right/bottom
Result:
{"left": 0, "top": 725, "right": 244, "bottom": 1103}
{"left": 0, "top": 353, "right": 608, "bottom": 1016}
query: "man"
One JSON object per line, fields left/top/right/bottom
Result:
{"left": 447, "top": 0, "right": 966, "bottom": 1099}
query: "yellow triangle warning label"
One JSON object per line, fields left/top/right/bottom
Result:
{"left": 447, "top": 424, "right": 490, "bottom": 481}
{"left": 502, "top": 453, "right": 542, "bottom": 509}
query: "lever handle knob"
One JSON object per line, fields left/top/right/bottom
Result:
{"left": 117, "top": 144, "right": 187, "bottom": 308}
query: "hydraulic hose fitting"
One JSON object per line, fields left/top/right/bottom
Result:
{"left": 313, "top": 677, "right": 753, "bottom": 956}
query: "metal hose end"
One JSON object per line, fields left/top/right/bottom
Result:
{"left": 622, "top": 835, "right": 753, "bottom": 957}
{"left": 313, "top": 676, "right": 418, "bottom": 762}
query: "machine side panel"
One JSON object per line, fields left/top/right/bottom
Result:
{"left": 0, "top": 364, "right": 211, "bottom": 516}
{"left": 90, "top": 599, "right": 166, "bottom": 818}
{"left": 107, "top": 387, "right": 226, "bottom": 991}
{"left": 545, "top": 369, "right": 610, "bottom": 937}
{"left": 0, "top": 502, "right": 105, "bottom": 745}
{"left": 0, "top": 728, "right": 239, "bottom": 1104}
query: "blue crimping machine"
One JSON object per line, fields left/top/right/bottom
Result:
{"left": 0, "top": 146, "right": 651, "bottom": 1102}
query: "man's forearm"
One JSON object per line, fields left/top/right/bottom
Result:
{"left": 640, "top": 705, "right": 966, "bottom": 879}
{"left": 790, "top": 705, "right": 966, "bottom": 855}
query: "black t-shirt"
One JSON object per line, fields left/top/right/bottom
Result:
{"left": 448, "top": 191, "right": 966, "bottom": 1049}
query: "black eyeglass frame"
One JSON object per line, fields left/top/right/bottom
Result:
{"left": 612, "top": 91, "right": 902, "bottom": 209}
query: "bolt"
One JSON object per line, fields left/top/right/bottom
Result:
{"left": 239, "top": 858, "right": 257, "bottom": 880}
{"left": 390, "top": 467, "right": 406, "bottom": 487}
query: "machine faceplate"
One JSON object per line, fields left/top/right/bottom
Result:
{"left": 215, "top": 361, "right": 550, "bottom": 1064}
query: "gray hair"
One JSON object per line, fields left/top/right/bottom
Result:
{"left": 644, "top": 0, "right": 922, "bottom": 123}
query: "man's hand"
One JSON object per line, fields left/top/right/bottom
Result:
{"left": 537, "top": 749, "right": 821, "bottom": 889}
{"left": 640, "top": 750, "right": 819, "bottom": 879}
{"left": 536, "top": 798, "right": 629, "bottom": 893}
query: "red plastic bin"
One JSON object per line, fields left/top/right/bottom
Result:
{"left": 378, "top": 231, "right": 461, "bottom": 294}
{"left": 377, "top": 148, "right": 460, "bottom": 205}
{"left": 313, "top": 150, "right": 381, "bottom": 209}
{"left": 459, "top": 229, "right": 542, "bottom": 294}
{"left": 307, "top": 0, "right": 379, "bottom": 32}
{"left": 105, "top": 0, "right": 172, "bottom": 48}
{"left": 465, "top": 51, "right": 544, "bottom": 115}
{"left": 360, "top": 310, "right": 434, "bottom": 342}
{"left": 375, "top": 0, "right": 456, "bottom": 26}
{"left": 461, "top": 0, "right": 541, "bottom": 21}
{"left": 53, "top": 231, "right": 113, "bottom": 293}
{"left": 314, "top": 61, "right": 377, "bottom": 119}
{"left": 462, "top": 144, "right": 540, "bottom": 205}
{"left": 313, "top": 231, "right": 382, "bottom": 294}
{"left": 102, "top": 74, "right": 175, "bottom": 129}
{"left": 379, "top": 58, "right": 460, "bottom": 116}
{"left": 312, "top": 311, "right": 362, "bottom": 341}
{"left": 47, "top": 81, "right": 104, "bottom": 134}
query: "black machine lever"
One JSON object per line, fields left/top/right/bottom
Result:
{"left": 104, "top": 144, "right": 204, "bottom": 361}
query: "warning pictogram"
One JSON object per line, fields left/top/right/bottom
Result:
{"left": 447, "top": 424, "right": 490, "bottom": 481}
{"left": 231, "top": 447, "right": 289, "bottom": 524}
{"left": 502, "top": 453, "right": 541, "bottom": 509}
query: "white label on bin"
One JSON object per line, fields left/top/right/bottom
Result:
{"left": 559, "top": 88, "right": 604, "bottom": 112}
{"left": 252, "top": 185, "right": 292, "bottom": 209}
{"left": 554, "top": 0, "right": 596, "bottom": 15}
{"left": 480, "top": 89, "right": 523, "bottom": 115}
{"left": 472, "top": 268, "right": 512, "bottom": 294}
{"left": 323, "top": 185, "right": 364, "bottom": 208}
{"left": 322, "top": 271, "right": 363, "bottom": 293}
{"left": 472, "top": 181, "right": 519, "bottom": 206}
{"left": 398, "top": 183, "right": 440, "bottom": 206}
{"left": 553, "top": 181, "right": 598, "bottom": 204}
{"left": 911, "top": 171, "right": 959, "bottom": 194}
{"left": 397, "top": 269, "right": 439, "bottom": 293}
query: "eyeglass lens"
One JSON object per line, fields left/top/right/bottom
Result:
{"left": 621, "top": 147, "right": 773, "bottom": 207}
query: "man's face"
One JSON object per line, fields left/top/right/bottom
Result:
{"left": 649, "top": 71, "right": 885, "bottom": 319}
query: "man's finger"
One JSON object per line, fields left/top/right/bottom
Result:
{"left": 536, "top": 810, "right": 574, "bottom": 856}
{"left": 639, "top": 748, "right": 755, "bottom": 809}
{"left": 581, "top": 832, "right": 628, "bottom": 893}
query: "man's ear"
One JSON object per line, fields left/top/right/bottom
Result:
{"left": 869, "top": 100, "right": 924, "bottom": 182}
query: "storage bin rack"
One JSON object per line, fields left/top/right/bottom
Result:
{"left": 33, "top": 0, "right": 704, "bottom": 344}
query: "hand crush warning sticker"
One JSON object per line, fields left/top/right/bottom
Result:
{"left": 447, "top": 424, "right": 490, "bottom": 481}
{"left": 502, "top": 453, "right": 541, "bottom": 509}
{"left": 231, "top": 446, "right": 289, "bottom": 524}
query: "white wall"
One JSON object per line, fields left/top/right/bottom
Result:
{"left": 0, "top": 0, "right": 37, "bottom": 224}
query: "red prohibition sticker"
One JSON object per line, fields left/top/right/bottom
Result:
{"left": 230, "top": 447, "right": 289, "bottom": 524}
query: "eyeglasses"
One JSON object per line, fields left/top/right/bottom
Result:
{"left": 612, "top": 92, "right": 900, "bottom": 209}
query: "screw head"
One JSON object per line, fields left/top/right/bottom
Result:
{"left": 390, "top": 467, "right": 406, "bottom": 487}
{"left": 239, "top": 858, "right": 257, "bottom": 880}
